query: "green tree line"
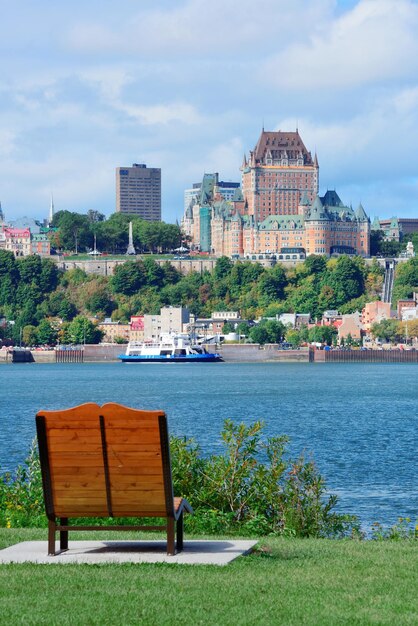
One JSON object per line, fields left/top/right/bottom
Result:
{"left": 50, "top": 210, "right": 182, "bottom": 254}
{"left": 2, "top": 249, "right": 411, "bottom": 348}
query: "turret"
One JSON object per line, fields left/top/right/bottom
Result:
{"left": 355, "top": 202, "right": 368, "bottom": 222}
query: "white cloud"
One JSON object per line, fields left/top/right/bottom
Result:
{"left": 277, "top": 83, "right": 418, "bottom": 205}
{"left": 204, "top": 137, "right": 244, "bottom": 179}
{"left": 78, "top": 66, "right": 134, "bottom": 101}
{"left": 114, "top": 102, "right": 202, "bottom": 126}
{"left": 0, "top": 130, "right": 16, "bottom": 158}
{"left": 66, "top": 0, "right": 334, "bottom": 58}
{"left": 262, "top": 0, "right": 418, "bottom": 89}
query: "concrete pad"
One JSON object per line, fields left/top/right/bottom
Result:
{"left": 0, "top": 540, "right": 257, "bottom": 566}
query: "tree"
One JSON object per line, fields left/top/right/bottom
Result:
{"left": 22, "top": 325, "right": 38, "bottom": 346}
{"left": 370, "top": 230, "right": 384, "bottom": 256}
{"left": 18, "top": 255, "right": 42, "bottom": 285}
{"left": 111, "top": 261, "right": 147, "bottom": 295}
{"left": 142, "top": 257, "right": 165, "bottom": 287}
{"left": 39, "top": 258, "right": 60, "bottom": 292}
{"left": 66, "top": 316, "right": 103, "bottom": 344}
{"left": 258, "top": 265, "right": 287, "bottom": 304}
{"left": 370, "top": 319, "right": 401, "bottom": 343}
{"left": 249, "top": 320, "right": 285, "bottom": 344}
{"left": 308, "top": 325, "right": 337, "bottom": 345}
{"left": 58, "top": 299, "right": 78, "bottom": 321}
{"left": 304, "top": 255, "right": 327, "bottom": 275}
{"left": 400, "top": 319, "right": 418, "bottom": 342}
{"left": 214, "top": 256, "right": 234, "bottom": 280}
{"left": 285, "top": 329, "right": 301, "bottom": 347}
{"left": 37, "top": 319, "right": 58, "bottom": 346}
{"left": 52, "top": 210, "right": 92, "bottom": 252}
{"left": 249, "top": 324, "right": 270, "bottom": 345}
{"left": 87, "top": 210, "right": 105, "bottom": 223}
{"left": 85, "top": 289, "right": 115, "bottom": 317}
{"left": 321, "top": 256, "right": 365, "bottom": 308}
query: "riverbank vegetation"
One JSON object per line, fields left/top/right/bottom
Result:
{"left": 1, "top": 248, "right": 418, "bottom": 347}
{"left": 0, "top": 420, "right": 358, "bottom": 538}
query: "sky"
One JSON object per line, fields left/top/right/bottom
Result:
{"left": 1, "top": 0, "right": 418, "bottom": 224}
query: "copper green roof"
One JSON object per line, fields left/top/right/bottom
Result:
{"left": 259, "top": 215, "right": 304, "bottom": 230}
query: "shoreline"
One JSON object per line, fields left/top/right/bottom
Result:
{"left": 2, "top": 345, "right": 418, "bottom": 364}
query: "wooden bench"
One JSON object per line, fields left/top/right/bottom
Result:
{"left": 36, "top": 402, "right": 193, "bottom": 556}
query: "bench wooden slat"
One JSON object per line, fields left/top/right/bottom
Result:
{"left": 36, "top": 402, "right": 192, "bottom": 556}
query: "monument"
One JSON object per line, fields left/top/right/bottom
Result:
{"left": 126, "top": 221, "right": 136, "bottom": 255}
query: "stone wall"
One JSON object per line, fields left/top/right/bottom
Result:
{"left": 205, "top": 344, "right": 309, "bottom": 362}
{"left": 54, "top": 258, "right": 217, "bottom": 276}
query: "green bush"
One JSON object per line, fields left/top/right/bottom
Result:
{"left": 171, "top": 420, "right": 359, "bottom": 538}
{"left": 0, "top": 422, "right": 361, "bottom": 538}
{"left": 0, "top": 442, "right": 45, "bottom": 528}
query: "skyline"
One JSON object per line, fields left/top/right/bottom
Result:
{"left": 1, "top": 0, "right": 418, "bottom": 224}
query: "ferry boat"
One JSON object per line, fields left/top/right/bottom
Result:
{"left": 118, "top": 334, "right": 223, "bottom": 363}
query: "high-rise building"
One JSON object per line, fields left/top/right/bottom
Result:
{"left": 241, "top": 129, "right": 319, "bottom": 222}
{"left": 116, "top": 163, "right": 161, "bottom": 221}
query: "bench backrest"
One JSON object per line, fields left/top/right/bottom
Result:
{"left": 36, "top": 403, "right": 174, "bottom": 519}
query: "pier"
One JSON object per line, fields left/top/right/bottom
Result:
{"left": 312, "top": 348, "right": 418, "bottom": 363}
{"left": 55, "top": 346, "right": 84, "bottom": 363}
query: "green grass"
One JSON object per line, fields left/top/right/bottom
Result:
{"left": 1, "top": 530, "right": 417, "bottom": 625}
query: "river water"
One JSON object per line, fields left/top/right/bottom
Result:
{"left": 0, "top": 361, "right": 416, "bottom": 529}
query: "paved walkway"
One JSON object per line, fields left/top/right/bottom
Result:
{"left": 0, "top": 540, "right": 257, "bottom": 566}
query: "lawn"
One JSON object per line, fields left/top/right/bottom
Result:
{"left": 1, "top": 529, "right": 417, "bottom": 625}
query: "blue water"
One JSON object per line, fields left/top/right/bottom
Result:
{"left": 0, "top": 362, "right": 416, "bottom": 529}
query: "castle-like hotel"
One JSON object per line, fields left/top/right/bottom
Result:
{"left": 182, "top": 130, "right": 370, "bottom": 258}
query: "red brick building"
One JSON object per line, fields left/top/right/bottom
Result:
{"left": 241, "top": 129, "right": 319, "bottom": 221}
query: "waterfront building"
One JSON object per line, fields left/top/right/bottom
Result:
{"left": 397, "top": 294, "right": 418, "bottom": 320}
{"left": 98, "top": 320, "right": 130, "bottom": 343}
{"left": 183, "top": 132, "right": 370, "bottom": 258}
{"left": 401, "top": 306, "right": 418, "bottom": 321}
{"left": 129, "top": 315, "right": 144, "bottom": 342}
{"left": 142, "top": 306, "right": 190, "bottom": 340}
{"left": 160, "top": 306, "right": 190, "bottom": 335}
{"left": 279, "top": 313, "right": 311, "bottom": 328}
{"left": 116, "top": 163, "right": 161, "bottom": 221}
{"left": 241, "top": 129, "right": 319, "bottom": 221}
{"left": 362, "top": 301, "right": 391, "bottom": 332}
{"left": 338, "top": 312, "right": 363, "bottom": 343}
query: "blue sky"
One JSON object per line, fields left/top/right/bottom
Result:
{"left": 1, "top": 0, "right": 418, "bottom": 224}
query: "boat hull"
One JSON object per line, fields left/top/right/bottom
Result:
{"left": 119, "top": 353, "right": 222, "bottom": 363}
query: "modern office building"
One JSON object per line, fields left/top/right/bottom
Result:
{"left": 116, "top": 163, "right": 161, "bottom": 221}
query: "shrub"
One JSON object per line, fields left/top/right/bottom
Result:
{"left": 171, "top": 420, "right": 358, "bottom": 538}
{"left": 1, "top": 422, "right": 360, "bottom": 537}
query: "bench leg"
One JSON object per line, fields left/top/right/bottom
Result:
{"left": 167, "top": 518, "right": 175, "bottom": 555}
{"left": 176, "top": 512, "right": 184, "bottom": 553}
{"left": 48, "top": 519, "right": 56, "bottom": 556}
{"left": 60, "top": 517, "right": 68, "bottom": 551}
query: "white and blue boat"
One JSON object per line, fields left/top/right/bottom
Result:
{"left": 118, "top": 333, "right": 222, "bottom": 363}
